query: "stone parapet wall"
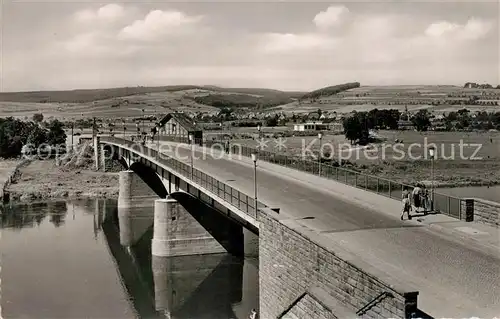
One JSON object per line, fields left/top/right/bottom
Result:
{"left": 280, "top": 287, "right": 359, "bottom": 319}
{"left": 461, "top": 198, "right": 500, "bottom": 228}
{"left": 258, "top": 208, "right": 420, "bottom": 319}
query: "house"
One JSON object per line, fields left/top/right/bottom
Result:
{"left": 157, "top": 112, "right": 203, "bottom": 143}
{"left": 294, "top": 121, "right": 329, "bottom": 131}
{"left": 398, "top": 120, "right": 415, "bottom": 131}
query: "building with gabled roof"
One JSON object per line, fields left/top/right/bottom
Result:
{"left": 157, "top": 112, "right": 203, "bottom": 142}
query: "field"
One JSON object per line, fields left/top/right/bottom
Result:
{"left": 2, "top": 85, "right": 499, "bottom": 122}
{"left": 226, "top": 130, "right": 500, "bottom": 187}
{"left": 0, "top": 86, "right": 304, "bottom": 121}
{"left": 274, "top": 85, "right": 500, "bottom": 114}
{"left": 0, "top": 90, "right": 218, "bottom": 121}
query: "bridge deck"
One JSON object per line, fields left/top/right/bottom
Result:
{"left": 154, "top": 142, "right": 500, "bottom": 318}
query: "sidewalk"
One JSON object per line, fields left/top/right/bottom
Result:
{"left": 155, "top": 141, "right": 500, "bottom": 254}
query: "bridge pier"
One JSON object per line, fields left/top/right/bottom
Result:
{"left": 152, "top": 198, "right": 229, "bottom": 257}
{"left": 118, "top": 170, "right": 158, "bottom": 246}
{"left": 93, "top": 136, "right": 100, "bottom": 171}
{"left": 100, "top": 144, "right": 106, "bottom": 172}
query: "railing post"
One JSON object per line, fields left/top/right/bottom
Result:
{"left": 354, "top": 173, "right": 357, "bottom": 187}
{"left": 238, "top": 191, "right": 241, "bottom": 210}
{"left": 447, "top": 196, "right": 451, "bottom": 215}
{"left": 336, "top": 167, "right": 339, "bottom": 180}
{"left": 465, "top": 199, "right": 474, "bottom": 222}
{"left": 376, "top": 178, "right": 379, "bottom": 193}
{"left": 388, "top": 181, "right": 392, "bottom": 198}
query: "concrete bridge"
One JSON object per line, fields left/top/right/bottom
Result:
{"left": 95, "top": 136, "right": 500, "bottom": 319}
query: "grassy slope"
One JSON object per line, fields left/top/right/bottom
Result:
{"left": 0, "top": 85, "right": 305, "bottom": 103}
{"left": 0, "top": 85, "right": 204, "bottom": 103}
{"left": 0, "top": 85, "right": 306, "bottom": 120}
{"left": 2, "top": 84, "right": 499, "bottom": 120}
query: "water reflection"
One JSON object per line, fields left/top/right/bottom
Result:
{"left": 106, "top": 200, "right": 259, "bottom": 319}
{"left": 1, "top": 201, "right": 67, "bottom": 229}
{"left": 0, "top": 199, "right": 258, "bottom": 319}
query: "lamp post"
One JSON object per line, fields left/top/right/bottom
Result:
{"left": 122, "top": 120, "right": 126, "bottom": 138}
{"left": 219, "top": 122, "right": 223, "bottom": 143}
{"left": 189, "top": 134, "right": 194, "bottom": 179}
{"left": 429, "top": 147, "right": 435, "bottom": 211}
{"left": 155, "top": 123, "right": 160, "bottom": 157}
{"left": 193, "top": 121, "right": 197, "bottom": 145}
{"left": 251, "top": 152, "right": 258, "bottom": 215}
{"left": 141, "top": 109, "right": 145, "bottom": 135}
{"left": 318, "top": 132, "right": 323, "bottom": 176}
{"left": 136, "top": 122, "right": 140, "bottom": 138}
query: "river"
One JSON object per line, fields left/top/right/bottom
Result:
{"left": 436, "top": 185, "right": 500, "bottom": 202}
{"left": 0, "top": 199, "right": 259, "bottom": 319}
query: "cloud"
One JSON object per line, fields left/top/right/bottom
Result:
{"left": 313, "top": 5, "right": 350, "bottom": 29}
{"left": 425, "top": 21, "right": 460, "bottom": 37}
{"left": 255, "top": 9, "right": 496, "bottom": 72}
{"left": 74, "top": 4, "right": 125, "bottom": 23}
{"left": 425, "top": 17, "right": 493, "bottom": 40}
{"left": 2, "top": 3, "right": 498, "bottom": 92}
{"left": 259, "top": 33, "right": 334, "bottom": 52}
{"left": 461, "top": 18, "right": 493, "bottom": 39}
{"left": 118, "top": 9, "right": 202, "bottom": 41}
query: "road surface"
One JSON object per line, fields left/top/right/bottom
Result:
{"left": 152, "top": 142, "right": 500, "bottom": 318}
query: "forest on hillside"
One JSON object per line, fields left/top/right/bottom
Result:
{"left": 190, "top": 93, "right": 295, "bottom": 109}
{"left": 300, "top": 82, "right": 361, "bottom": 100}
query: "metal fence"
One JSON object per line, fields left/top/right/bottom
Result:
{"left": 203, "top": 140, "right": 464, "bottom": 220}
{"left": 103, "top": 135, "right": 463, "bottom": 221}
{"left": 102, "top": 136, "right": 264, "bottom": 220}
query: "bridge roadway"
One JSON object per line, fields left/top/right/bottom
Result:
{"left": 152, "top": 142, "right": 500, "bottom": 318}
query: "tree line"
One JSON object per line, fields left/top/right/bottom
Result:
{"left": 191, "top": 94, "right": 293, "bottom": 110}
{"left": 343, "top": 108, "right": 500, "bottom": 145}
{"left": 0, "top": 115, "right": 67, "bottom": 159}
{"left": 342, "top": 109, "right": 400, "bottom": 144}
{"left": 463, "top": 82, "right": 500, "bottom": 89}
{"left": 300, "top": 82, "right": 361, "bottom": 100}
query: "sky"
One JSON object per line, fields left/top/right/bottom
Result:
{"left": 0, "top": 0, "right": 499, "bottom": 92}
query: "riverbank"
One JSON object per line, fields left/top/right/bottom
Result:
{"left": 5, "top": 160, "right": 119, "bottom": 204}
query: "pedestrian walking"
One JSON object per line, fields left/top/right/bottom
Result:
{"left": 412, "top": 184, "right": 422, "bottom": 212}
{"left": 421, "top": 187, "right": 430, "bottom": 214}
{"left": 401, "top": 187, "right": 412, "bottom": 220}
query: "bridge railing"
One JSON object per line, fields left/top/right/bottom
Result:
{"left": 200, "top": 140, "right": 464, "bottom": 220}
{"left": 103, "top": 135, "right": 463, "bottom": 220}
{"left": 102, "top": 136, "right": 265, "bottom": 220}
